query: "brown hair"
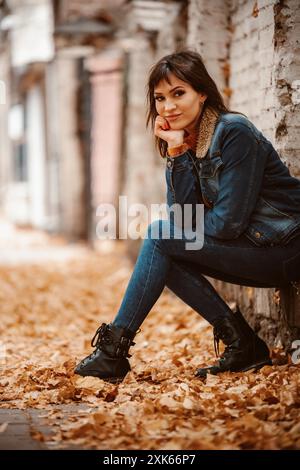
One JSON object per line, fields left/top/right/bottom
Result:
{"left": 146, "top": 49, "right": 244, "bottom": 158}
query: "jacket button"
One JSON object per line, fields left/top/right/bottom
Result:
{"left": 255, "top": 231, "right": 261, "bottom": 238}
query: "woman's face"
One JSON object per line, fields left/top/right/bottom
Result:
{"left": 154, "top": 73, "right": 207, "bottom": 131}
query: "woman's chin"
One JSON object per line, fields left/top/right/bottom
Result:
{"left": 169, "top": 122, "right": 186, "bottom": 130}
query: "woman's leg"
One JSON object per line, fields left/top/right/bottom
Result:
{"left": 113, "top": 220, "right": 300, "bottom": 334}
{"left": 164, "top": 258, "right": 268, "bottom": 319}
{"left": 112, "top": 229, "right": 234, "bottom": 333}
{"left": 76, "top": 220, "right": 299, "bottom": 380}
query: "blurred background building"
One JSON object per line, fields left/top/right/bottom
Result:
{"left": 0, "top": 0, "right": 299, "bottom": 346}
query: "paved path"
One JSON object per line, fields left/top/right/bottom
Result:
{"left": 0, "top": 219, "right": 93, "bottom": 450}
{"left": 0, "top": 405, "right": 88, "bottom": 450}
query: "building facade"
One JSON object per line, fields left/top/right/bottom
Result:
{"left": 0, "top": 0, "right": 299, "bottom": 347}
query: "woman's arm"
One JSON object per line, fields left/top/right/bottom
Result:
{"left": 165, "top": 151, "right": 201, "bottom": 209}
{"left": 204, "top": 122, "right": 267, "bottom": 239}
{"left": 165, "top": 150, "right": 201, "bottom": 235}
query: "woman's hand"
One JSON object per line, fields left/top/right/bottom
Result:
{"left": 154, "top": 116, "right": 185, "bottom": 147}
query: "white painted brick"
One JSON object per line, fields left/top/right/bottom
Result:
{"left": 276, "top": 64, "right": 300, "bottom": 83}
{"left": 257, "top": 1, "right": 275, "bottom": 27}
{"left": 259, "top": 65, "right": 273, "bottom": 87}
{"left": 259, "top": 24, "right": 274, "bottom": 47}
{"left": 187, "top": 0, "right": 228, "bottom": 92}
{"left": 258, "top": 47, "right": 275, "bottom": 68}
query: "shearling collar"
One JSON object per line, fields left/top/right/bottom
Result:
{"left": 195, "top": 105, "right": 220, "bottom": 159}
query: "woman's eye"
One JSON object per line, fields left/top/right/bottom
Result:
{"left": 154, "top": 91, "right": 184, "bottom": 102}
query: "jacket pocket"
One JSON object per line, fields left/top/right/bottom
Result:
{"left": 198, "top": 155, "right": 223, "bottom": 207}
{"left": 198, "top": 155, "right": 223, "bottom": 178}
{"left": 245, "top": 197, "right": 297, "bottom": 246}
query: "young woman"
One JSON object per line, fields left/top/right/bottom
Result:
{"left": 75, "top": 50, "right": 300, "bottom": 383}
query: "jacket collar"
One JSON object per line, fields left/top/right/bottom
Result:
{"left": 195, "top": 105, "right": 220, "bottom": 159}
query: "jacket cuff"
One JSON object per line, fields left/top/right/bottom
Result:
{"left": 167, "top": 143, "right": 190, "bottom": 157}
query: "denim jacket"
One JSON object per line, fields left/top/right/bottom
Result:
{"left": 165, "top": 113, "right": 300, "bottom": 246}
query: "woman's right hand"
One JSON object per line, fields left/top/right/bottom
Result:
{"left": 154, "top": 116, "right": 185, "bottom": 147}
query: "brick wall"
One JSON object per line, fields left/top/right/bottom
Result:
{"left": 273, "top": 0, "right": 300, "bottom": 177}
{"left": 229, "top": 0, "right": 264, "bottom": 123}
{"left": 55, "top": 0, "right": 125, "bottom": 22}
{"left": 187, "top": 0, "right": 230, "bottom": 96}
{"left": 272, "top": 0, "right": 300, "bottom": 339}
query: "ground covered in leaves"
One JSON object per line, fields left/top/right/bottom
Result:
{"left": 0, "top": 225, "right": 300, "bottom": 450}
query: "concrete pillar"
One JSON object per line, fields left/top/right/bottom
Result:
{"left": 52, "top": 56, "right": 85, "bottom": 240}
{"left": 0, "top": 46, "right": 11, "bottom": 210}
{"left": 26, "top": 84, "right": 47, "bottom": 228}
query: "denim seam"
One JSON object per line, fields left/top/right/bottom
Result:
{"left": 261, "top": 196, "right": 295, "bottom": 220}
{"left": 170, "top": 168, "right": 177, "bottom": 204}
{"left": 222, "top": 121, "right": 260, "bottom": 142}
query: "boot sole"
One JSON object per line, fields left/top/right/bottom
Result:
{"left": 74, "top": 369, "right": 127, "bottom": 383}
{"left": 195, "top": 358, "right": 272, "bottom": 379}
{"left": 102, "top": 376, "right": 126, "bottom": 384}
{"left": 237, "top": 358, "right": 272, "bottom": 373}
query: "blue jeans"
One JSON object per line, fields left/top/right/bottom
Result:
{"left": 113, "top": 220, "right": 300, "bottom": 333}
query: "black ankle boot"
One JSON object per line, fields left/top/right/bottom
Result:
{"left": 195, "top": 310, "right": 272, "bottom": 379}
{"left": 74, "top": 323, "right": 136, "bottom": 383}
{"left": 233, "top": 306, "right": 272, "bottom": 366}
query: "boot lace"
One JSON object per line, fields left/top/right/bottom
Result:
{"left": 91, "top": 323, "right": 110, "bottom": 348}
{"left": 91, "top": 323, "right": 137, "bottom": 358}
{"left": 213, "top": 327, "right": 236, "bottom": 362}
{"left": 213, "top": 329, "right": 220, "bottom": 357}
{"left": 79, "top": 324, "right": 140, "bottom": 368}
{"left": 79, "top": 324, "right": 109, "bottom": 366}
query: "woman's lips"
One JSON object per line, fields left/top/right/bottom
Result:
{"left": 166, "top": 114, "right": 182, "bottom": 121}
